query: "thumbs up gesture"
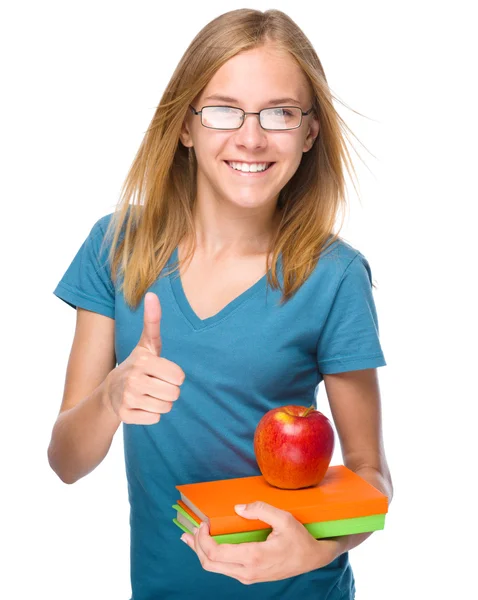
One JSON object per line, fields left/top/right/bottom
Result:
{"left": 104, "top": 292, "right": 186, "bottom": 425}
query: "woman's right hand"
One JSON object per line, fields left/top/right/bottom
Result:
{"left": 104, "top": 292, "right": 186, "bottom": 425}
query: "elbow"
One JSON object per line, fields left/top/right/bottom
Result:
{"left": 57, "top": 470, "right": 78, "bottom": 485}
{"left": 387, "top": 473, "right": 394, "bottom": 505}
{"left": 379, "top": 465, "right": 394, "bottom": 506}
{"left": 381, "top": 461, "right": 394, "bottom": 505}
{"left": 47, "top": 445, "right": 78, "bottom": 485}
{"left": 351, "top": 463, "right": 394, "bottom": 506}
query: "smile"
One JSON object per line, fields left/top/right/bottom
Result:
{"left": 224, "top": 161, "right": 275, "bottom": 176}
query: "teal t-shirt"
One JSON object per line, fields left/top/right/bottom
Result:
{"left": 53, "top": 213, "right": 386, "bottom": 600}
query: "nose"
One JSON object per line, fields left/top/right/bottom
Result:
{"left": 233, "top": 112, "right": 268, "bottom": 148}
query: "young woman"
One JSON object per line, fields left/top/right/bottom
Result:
{"left": 48, "top": 8, "right": 393, "bottom": 600}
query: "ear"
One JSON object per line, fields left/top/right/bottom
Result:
{"left": 303, "top": 114, "right": 320, "bottom": 153}
{"left": 179, "top": 108, "right": 194, "bottom": 149}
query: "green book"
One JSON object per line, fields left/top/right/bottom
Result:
{"left": 172, "top": 503, "right": 385, "bottom": 544}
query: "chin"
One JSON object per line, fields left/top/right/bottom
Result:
{"left": 226, "top": 194, "right": 275, "bottom": 209}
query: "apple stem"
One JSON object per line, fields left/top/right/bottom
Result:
{"left": 302, "top": 404, "right": 315, "bottom": 417}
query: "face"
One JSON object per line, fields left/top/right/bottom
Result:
{"left": 180, "top": 45, "right": 319, "bottom": 213}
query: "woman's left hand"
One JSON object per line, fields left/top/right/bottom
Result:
{"left": 180, "top": 501, "right": 341, "bottom": 585}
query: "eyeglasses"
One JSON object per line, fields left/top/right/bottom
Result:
{"left": 189, "top": 104, "right": 314, "bottom": 131}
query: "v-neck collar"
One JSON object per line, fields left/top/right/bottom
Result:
{"left": 167, "top": 246, "right": 279, "bottom": 331}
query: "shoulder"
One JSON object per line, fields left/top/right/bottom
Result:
{"left": 321, "top": 236, "right": 360, "bottom": 262}
{"left": 316, "top": 236, "right": 371, "bottom": 282}
{"left": 284, "top": 237, "right": 372, "bottom": 305}
{"left": 95, "top": 210, "right": 122, "bottom": 233}
{"left": 90, "top": 207, "right": 136, "bottom": 244}
{"left": 97, "top": 212, "right": 116, "bottom": 230}
{"left": 83, "top": 212, "right": 115, "bottom": 242}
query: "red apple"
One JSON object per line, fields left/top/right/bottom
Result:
{"left": 253, "top": 404, "right": 335, "bottom": 489}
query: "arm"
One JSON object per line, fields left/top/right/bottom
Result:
{"left": 315, "top": 368, "right": 393, "bottom": 563}
{"left": 181, "top": 367, "right": 394, "bottom": 584}
{"left": 47, "top": 307, "right": 121, "bottom": 484}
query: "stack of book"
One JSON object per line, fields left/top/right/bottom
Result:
{"left": 172, "top": 465, "right": 388, "bottom": 544}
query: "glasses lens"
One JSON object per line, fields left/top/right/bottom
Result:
{"left": 202, "top": 106, "right": 243, "bottom": 129}
{"left": 261, "top": 107, "right": 302, "bottom": 130}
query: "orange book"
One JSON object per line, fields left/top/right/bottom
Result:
{"left": 176, "top": 465, "right": 388, "bottom": 536}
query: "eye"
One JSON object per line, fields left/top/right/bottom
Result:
{"left": 271, "top": 108, "right": 293, "bottom": 117}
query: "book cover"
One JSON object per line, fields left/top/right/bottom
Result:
{"left": 175, "top": 465, "right": 388, "bottom": 536}
{"left": 172, "top": 503, "right": 386, "bottom": 544}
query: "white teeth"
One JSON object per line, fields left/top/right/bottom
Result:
{"left": 227, "top": 161, "right": 272, "bottom": 173}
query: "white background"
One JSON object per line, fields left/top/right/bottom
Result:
{"left": 1, "top": 1, "right": 476, "bottom": 598}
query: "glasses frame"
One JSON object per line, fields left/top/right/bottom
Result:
{"left": 189, "top": 104, "right": 314, "bottom": 131}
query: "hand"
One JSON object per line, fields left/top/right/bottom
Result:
{"left": 103, "top": 292, "right": 186, "bottom": 425}
{"left": 180, "top": 501, "right": 340, "bottom": 585}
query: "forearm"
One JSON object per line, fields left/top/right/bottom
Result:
{"left": 317, "top": 466, "right": 394, "bottom": 563}
{"left": 47, "top": 374, "right": 122, "bottom": 484}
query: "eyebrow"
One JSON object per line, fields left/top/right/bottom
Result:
{"left": 203, "top": 94, "right": 302, "bottom": 106}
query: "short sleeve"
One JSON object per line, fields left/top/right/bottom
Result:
{"left": 316, "top": 252, "right": 386, "bottom": 374}
{"left": 53, "top": 216, "right": 115, "bottom": 319}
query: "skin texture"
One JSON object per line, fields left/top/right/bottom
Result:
{"left": 181, "top": 369, "right": 393, "bottom": 584}
{"left": 183, "top": 505, "right": 340, "bottom": 586}
{"left": 178, "top": 44, "right": 393, "bottom": 584}
{"left": 179, "top": 43, "right": 320, "bottom": 260}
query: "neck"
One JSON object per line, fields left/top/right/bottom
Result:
{"left": 186, "top": 198, "right": 282, "bottom": 260}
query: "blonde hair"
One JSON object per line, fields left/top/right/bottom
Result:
{"left": 102, "top": 8, "right": 374, "bottom": 310}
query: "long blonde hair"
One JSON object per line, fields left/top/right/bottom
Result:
{"left": 102, "top": 8, "right": 373, "bottom": 310}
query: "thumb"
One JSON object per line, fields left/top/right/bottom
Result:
{"left": 234, "top": 501, "right": 290, "bottom": 528}
{"left": 138, "top": 292, "right": 162, "bottom": 356}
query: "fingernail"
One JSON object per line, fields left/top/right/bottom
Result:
{"left": 192, "top": 526, "right": 198, "bottom": 534}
